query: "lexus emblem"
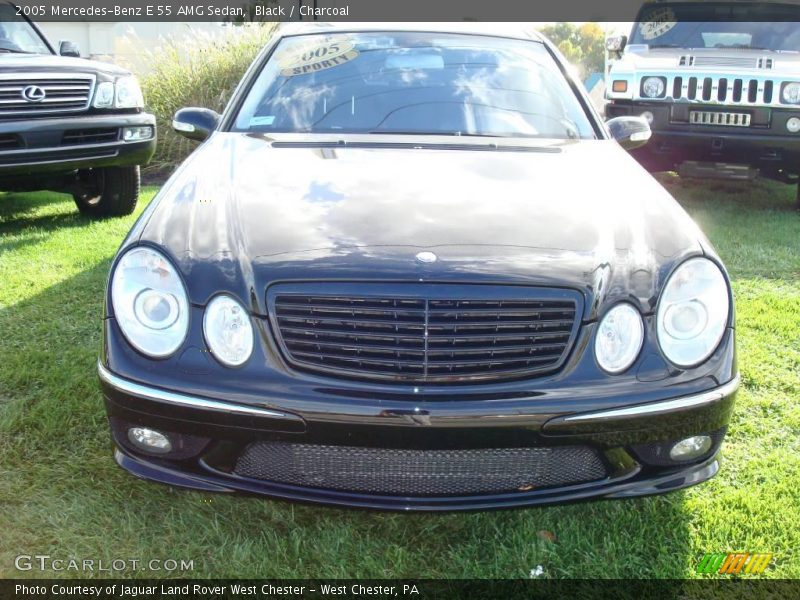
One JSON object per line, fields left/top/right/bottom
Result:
{"left": 415, "top": 251, "right": 437, "bottom": 264}
{"left": 21, "top": 85, "right": 46, "bottom": 103}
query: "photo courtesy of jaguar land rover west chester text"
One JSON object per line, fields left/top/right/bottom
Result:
{"left": 98, "top": 23, "right": 739, "bottom": 511}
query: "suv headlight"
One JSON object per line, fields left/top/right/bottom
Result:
{"left": 595, "top": 303, "right": 644, "bottom": 374}
{"left": 781, "top": 82, "right": 800, "bottom": 104}
{"left": 92, "top": 81, "right": 114, "bottom": 108}
{"left": 642, "top": 76, "right": 666, "bottom": 98}
{"left": 657, "top": 258, "right": 730, "bottom": 367}
{"left": 115, "top": 76, "right": 144, "bottom": 108}
{"left": 203, "top": 295, "right": 254, "bottom": 367}
{"left": 110, "top": 247, "right": 190, "bottom": 358}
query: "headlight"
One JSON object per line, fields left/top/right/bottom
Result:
{"left": 203, "top": 295, "right": 254, "bottom": 367}
{"left": 115, "top": 76, "right": 144, "bottom": 109}
{"left": 92, "top": 81, "right": 114, "bottom": 108}
{"left": 111, "top": 247, "right": 189, "bottom": 358}
{"left": 657, "top": 258, "right": 730, "bottom": 367}
{"left": 642, "top": 76, "right": 666, "bottom": 98}
{"left": 781, "top": 82, "right": 800, "bottom": 104}
{"left": 595, "top": 303, "right": 644, "bottom": 374}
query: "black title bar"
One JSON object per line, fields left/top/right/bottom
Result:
{"left": 8, "top": 0, "right": 800, "bottom": 23}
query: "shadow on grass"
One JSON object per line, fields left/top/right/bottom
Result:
{"left": 0, "top": 189, "right": 74, "bottom": 221}
{"left": 0, "top": 259, "right": 698, "bottom": 579}
{"left": 656, "top": 172, "right": 798, "bottom": 213}
{"left": 0, "top": 191, "right": 101, "bottom": 256}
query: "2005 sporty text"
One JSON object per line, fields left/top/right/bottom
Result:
{"left": 98, "top": 24, "right": 738, "bottom": 511}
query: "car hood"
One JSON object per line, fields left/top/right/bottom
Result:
{"left": 136, "top": 133, "right": 706, "bottom": 319}
{"left": 0, "top": 54, "right": 130, "bottom": 76}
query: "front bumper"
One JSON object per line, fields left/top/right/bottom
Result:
{"left": 0, "top": 112, "right": 156, "bottom": 177}
{"left": 98, "top": 359, "right": 739, "bottom": 511}
{"left": 606, "top": 101, "right": 800, "bottom": 174}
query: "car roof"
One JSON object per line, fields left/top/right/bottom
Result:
{"left": 276, "top": 22, "right": 544, "bottom": 42}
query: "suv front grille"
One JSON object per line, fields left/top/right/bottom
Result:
{"left": 644, "top": 74, "right": 780, "bottom": 106}
{"left": 270, "top": 284, "right": 581, "bottom": 383}
{"left": 234, "top": 442, "right": 607, "bottom": 496}
{"left": 0, "top": 75, "right": 95, "bottom": 117}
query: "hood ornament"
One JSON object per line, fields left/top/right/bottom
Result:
{"left": 415, "top": 251, "right": 437, "bottom": 264}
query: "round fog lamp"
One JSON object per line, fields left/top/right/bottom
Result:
{"left": 669, "top": 435, "right": 712, "bottom": 461}
{"left": 127, "top": 427, "right": 172, "bottom": 454}
{"left": 787, "top": 117, "right": 800, "bottom": 133}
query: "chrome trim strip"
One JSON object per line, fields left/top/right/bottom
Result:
{"left": 97, "top": 362, "right": 297, "bottom": 421}
{"left": 560, "top": 375, "right": 740, "bottom": 423}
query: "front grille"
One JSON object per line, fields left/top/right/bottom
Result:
{"left": 689, "top": 110, "right": 751, "bottom": 127}
{"left": 270, "top": 284, "right": 581, "bottom": 383}
{"left": 62, "top": 128, "right": 119, "bottom": 145}
{"left": 234, "top": 442, "right": 607, "bottom": 496}
{"left": 642, "top": 74, "right": 781, "bottom": 105}
{"left": 0, "top": 133, "right": 20, "bottom": 149}
{"left": 0, "top": 75, "right": 94, "bottom": 117}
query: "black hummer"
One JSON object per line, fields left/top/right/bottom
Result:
{"left": 0, "top": 3, "right": 155, "bottom": 217}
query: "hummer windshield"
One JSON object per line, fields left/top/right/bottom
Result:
{"left": 629, "top": 3, "right": 800, "bottom": 51}
{"left": 0, "top": 4, "right": 52, "bottom": 54}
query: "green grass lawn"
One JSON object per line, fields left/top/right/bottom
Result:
{"left": 0, "top": 177, "right": 798, "bottom": 579}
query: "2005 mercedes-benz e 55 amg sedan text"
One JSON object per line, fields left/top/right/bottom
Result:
{"left": 98, "top": 24, "right": 738, "bottom": 511}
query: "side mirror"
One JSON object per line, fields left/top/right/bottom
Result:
{"left": 172, "top": 107, "right": 220, "bottom": 142}
{"left": 605, "top": 35, "right": 627, "bottom": 53}
{"left": 59, "top": 40, "right": 80, "bottom": 57}
{"left": 606, "top": 116, "right": 651, "bottom": 151}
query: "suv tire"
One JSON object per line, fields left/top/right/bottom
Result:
{"left": 73, "top": 166, "right": 140, "bottom": 217}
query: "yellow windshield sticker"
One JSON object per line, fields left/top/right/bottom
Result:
{"left": 638, "top": 7, "right": 677, "bottom": 40}
{"left": 278, "top": 38, "right": 359, "bottom": 77}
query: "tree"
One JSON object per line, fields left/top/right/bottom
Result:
{"left": 539, "top": 23, "right": 606, "bottom": 77}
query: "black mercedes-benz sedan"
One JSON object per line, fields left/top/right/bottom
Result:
{"left": 98, "top": 23, "right": 738, "bottom": 511}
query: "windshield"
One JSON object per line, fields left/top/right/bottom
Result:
{"left": 0, "top": 5, "right": 51, "bottom": 54}
{"left": 629, "top": 4, "right": 800, "bottom": 50}
{"left": 234, "top": 31, "right": 596, "bottom": 139}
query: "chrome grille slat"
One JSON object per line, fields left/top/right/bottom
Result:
{"left": 272, "top": 287, "right": 580, "bottom": 383}
{"left": 643, "top": 72, "right": 787, "bottom": 107}
{"left": 0, "top": 74, "right": 95, "bottom": 116}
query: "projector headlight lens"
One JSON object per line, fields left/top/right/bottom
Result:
{"left": 203, "top": 295, "right": 254, "bottom": 367}
{"left": 111, "top": 247, "right": 189, "bottom": 358}
{"left": 657, "top": 258, "right": 730, "bottom": 367}
{"left": 595, "top": 303, "right": 644, "bottom": 374}
{"left": 642, "top": 76, "right": 666, "bottom": 98}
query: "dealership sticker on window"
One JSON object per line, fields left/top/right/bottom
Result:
{"left": 278, "top": 38, "right": 359, "bottom": 77}
{"left": 638, "top": 7, "right": 678, "bottom": 40}
{"left": 249, "top": 115, "right": 275, "bottom": 126}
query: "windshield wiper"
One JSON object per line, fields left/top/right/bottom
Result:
{"left": 0, "top": 48, "right": 34, "bottom": 54}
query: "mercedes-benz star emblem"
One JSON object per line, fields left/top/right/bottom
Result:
{"left": 415, "top": 251, "right": 437, "bottom": 264}
{"left": 21, "top": 85, "right": 46, "bottom": 103}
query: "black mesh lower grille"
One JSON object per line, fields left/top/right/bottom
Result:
{"left": 233, "top": 442, "right": 607, "bottom": 496}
